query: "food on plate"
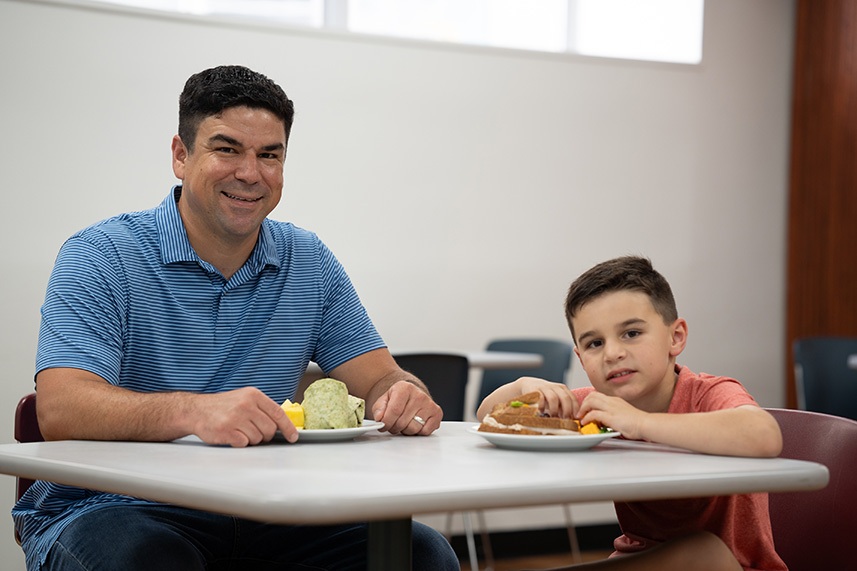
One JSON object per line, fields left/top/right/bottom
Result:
{"left": 300, "top": 378, "right": 365, "bottom": 429}
{"left": 478, "top": 392, "right": 607, "bottom": 436}
{"left": 579, "top": 421, "right": 604, "bottom": 435}
{"left": 280, "top": 399, "right": 305, "bottom": 429}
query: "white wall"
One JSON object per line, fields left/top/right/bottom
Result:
{"left": 0, "top": 0, "right": 795, "bottom": 566}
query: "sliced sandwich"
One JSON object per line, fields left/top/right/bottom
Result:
{"left": 478, "top": 392, "right": 581, "bottom": 435}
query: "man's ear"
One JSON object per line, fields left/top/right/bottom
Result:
{"left": 171, "top": 135, "right": 188, "bottom": 180}
{"left": 669, "top": 318, "right": 689, "bottom": 357}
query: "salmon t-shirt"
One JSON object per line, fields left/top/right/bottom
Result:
{"left": 572, "top": 365, "right": 787, "bottom": 571}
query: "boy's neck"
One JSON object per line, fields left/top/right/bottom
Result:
{"left": 634, "top": 364, "right": 679, "bottom": 413}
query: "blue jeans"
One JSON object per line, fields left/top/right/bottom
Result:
{"left": 42, "top": 505, "right": 459, "bottom": 570}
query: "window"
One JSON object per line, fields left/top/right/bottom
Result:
{"left": 96, "top": 0, "right": 704, "bottom": 64}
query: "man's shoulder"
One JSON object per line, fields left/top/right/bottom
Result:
{"left": 263, "top": 220, "right": 330, "bottom": 257}
{"left": 264, "top": 219, "right": 318, "bottom": 241}
{"left": 72, "top": 207, "right": 157, "bottom": 241}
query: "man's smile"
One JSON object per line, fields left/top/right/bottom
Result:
{"left": 223, "top": 191, "right": 262, "bottom": 203}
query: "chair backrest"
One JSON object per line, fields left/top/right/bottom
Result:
{"left": 393, "top": 354, "right": 470, "bottom": 422}
{"left": 15, "top": 393, "right": 44, "bottom": 501}
{"left": 792, "top": 336, "right": 857, "bottom": 420}
{"left": 766, "top": 407, "right": 857, "bottom": 571}
{"left": 477, "top": 338, "right": 573, "bottom": 405}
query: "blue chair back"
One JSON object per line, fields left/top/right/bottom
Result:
{"left": 477, "top": 338, "right": 573, "bottom": 405}
{"left": 793, "top": 336, "right": 857, "bottom": 421}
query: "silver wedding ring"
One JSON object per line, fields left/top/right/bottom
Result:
{"left": 412, "top": 415, "right": 426, "bottom": 426}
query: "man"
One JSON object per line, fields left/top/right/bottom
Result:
{"left": 14, "top": 65, "right": 459, "bottom": 570}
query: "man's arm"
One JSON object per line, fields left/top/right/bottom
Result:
{"left": 36, "top": 368, "right": 300, "bottom": 447}
{"left": 329, "top": 348, "right": 442, "bottom": 435}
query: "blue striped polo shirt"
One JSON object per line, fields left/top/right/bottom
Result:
{"left": 14, "top": 187, "right": 385, "bottom": 569}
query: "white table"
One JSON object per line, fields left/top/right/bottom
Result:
{"left": 0, "top": 422, "right": 828, "bottom": 570}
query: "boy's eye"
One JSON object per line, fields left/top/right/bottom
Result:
{"left": 625, "top": 330, "right": 641, "bottom": 339}
{"left": 586, "top": 339, "right": 603, "bottom": 350}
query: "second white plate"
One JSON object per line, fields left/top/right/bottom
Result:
{"left": 468, "top": 425, "right": 620, "bottom": 451}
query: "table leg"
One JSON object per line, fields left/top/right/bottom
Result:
{"left": 367, "top": 518, "right": 412, "bottom": 571}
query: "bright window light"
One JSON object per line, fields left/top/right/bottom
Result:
{"left": 347, "top": 0, "right": 569, "bottom": 53}
{"left": 89, "top": 0, "right": 705, "bottom": 65}
{"left": 570, "top": 0, "right": 704, "bottom": 64}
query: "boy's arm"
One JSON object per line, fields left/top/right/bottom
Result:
{"left": 577, "top": 392, "right": 783, "bottom": 457}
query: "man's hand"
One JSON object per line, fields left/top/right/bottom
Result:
{"left": 190, "top": 387, "right": 299, "bottom": 446}
{"left": 372, "top": 380, "right": 442, "bottom": 435}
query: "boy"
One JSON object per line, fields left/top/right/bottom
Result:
{"left": 477, "top": 256, "right": 786, "bottom": 571}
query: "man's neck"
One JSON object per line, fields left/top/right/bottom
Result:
{"left": 175, "top": 195, "right": 258, "bottom": 280}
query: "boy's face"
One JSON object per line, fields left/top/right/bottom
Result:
{"left": 572, "top": 290, "right": 687, "bottom": 412}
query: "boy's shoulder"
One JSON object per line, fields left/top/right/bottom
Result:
{"left": 671, "top": 365, "right": 759, "bottom": 413}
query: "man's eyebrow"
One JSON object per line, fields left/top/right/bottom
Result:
{"left": 261, "top": 142, "right": 286, "bottom": 152}
{"left": 207, "top": 134, "right": 284, "bottom": 153}
{"left": 209, "top": 133, "right": 241, "bottom": 147}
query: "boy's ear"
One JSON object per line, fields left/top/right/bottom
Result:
{"left": 669, "top": 318, "right": 689, "bottom": 357}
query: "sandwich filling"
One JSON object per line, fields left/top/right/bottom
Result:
{"left": 480, "top": 415, "right": 581, "bottom": 435}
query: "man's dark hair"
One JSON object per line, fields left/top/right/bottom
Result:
{"left": 178, "top": 65, "right": 295, "bottom": 151}
{"left": 564, "top": 256, "right": 678, "bottom": 342}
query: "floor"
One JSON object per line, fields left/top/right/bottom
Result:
{"left": 460, "top": 549, "right": 612, "bottom": 570}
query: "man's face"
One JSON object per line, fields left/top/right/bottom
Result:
{"left": 171, "top": 105, "right": 287, "bottom": 247}
{"left": 572, "top": 290, "right": 686, "bottom": 411}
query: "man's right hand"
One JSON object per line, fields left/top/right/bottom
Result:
{"left": 191, "top": 387, "right": 298, "bottom": 446}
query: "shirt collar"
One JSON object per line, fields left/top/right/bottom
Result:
{"left": 156, "top": 186, "right": 281, "bottom": 271}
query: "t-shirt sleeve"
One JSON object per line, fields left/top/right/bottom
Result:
{"left": 36, "top": 234, "right": 126, "bottom": 385}
{"left": 311, "top": 240, "right": 385, "bottom": 372}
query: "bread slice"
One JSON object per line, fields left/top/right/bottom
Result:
{"left": 478, "top": 392, "right": 581, "bottom": 435}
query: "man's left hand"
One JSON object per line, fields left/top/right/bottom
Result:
{"left": 372, "top": 380, "right": 442, "bottom": 435}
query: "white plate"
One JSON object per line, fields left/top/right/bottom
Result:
{"left": 288, "top": 420, "right": 383, "bottom": 443}
{"left": 468, "top": 425, "right": 620, "bottom": 451}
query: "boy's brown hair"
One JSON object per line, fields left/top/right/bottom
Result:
{"left": 564, "top": 256, "right": 678, "bottom": 343}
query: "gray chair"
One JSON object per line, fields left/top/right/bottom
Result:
{"left": 766, "top": 408, "right": 857, "bottom": 571}
{"left": 392, "top": 353, "right": 489, "bottom": 570}
{"left": 792, "top": 336, "right": 857, "bottom": 421}
{"left": 476, "top": 338, "right": 581, "bottom": 564}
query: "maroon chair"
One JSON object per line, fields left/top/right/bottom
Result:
{"left": 14, "top": 393, "right": 44, "bottom": 544}
{"left": 766, "top": 408, "right": 857, "bottom": 571}
{"left": 14, "top": 393, "right": 44, "bottom": 501}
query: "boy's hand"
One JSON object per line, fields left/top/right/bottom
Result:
{"left": 476, "top": 377, "right": 578, "bottom": 420}
{"left": 514, "top": 377, "right": 579, "bottom": 419}
{"left": 577, "top": 391, "right": 647, "bottom": 439}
